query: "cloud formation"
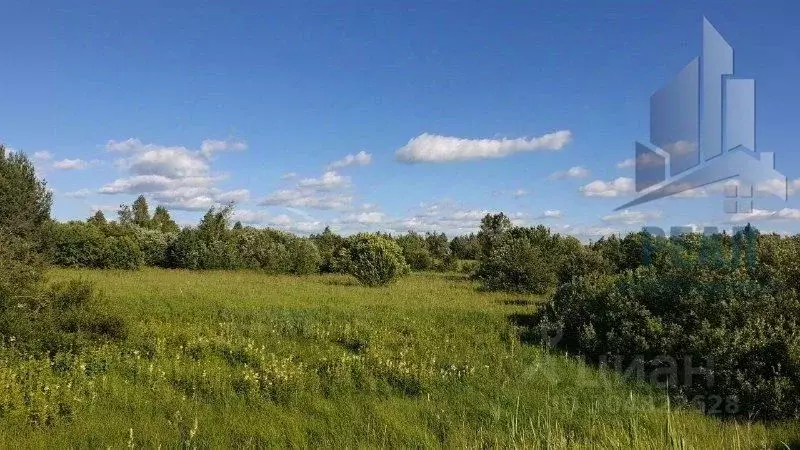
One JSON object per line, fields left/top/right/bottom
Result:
{"left": 549, "top": 165, "right": 589, "bottom": 180}
{"left": 53, "top": 158, "right": 92, "bottom": 170}
{"left": 580, "top": 177, "right": 635, "bottom": 197}
{"left": 326, "top": 151, "right": 372, "bottom": 170}
{"left": 395, "top": 130, "right": 572, "bottom": 163}
{"left": 98, "top": 138, "right": 248, "bottom": 210}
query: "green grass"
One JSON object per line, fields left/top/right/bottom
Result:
{"left": 1, "top": 268, "right": 798, "bottom": 448}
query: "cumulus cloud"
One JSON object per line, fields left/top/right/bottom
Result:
{"left": 297, "top": 171, "right": 350, "bottom": 191}
{"left": 549, "top": 166, "right": 590, "bottom": 180}
{"left": 260, "top": 189, "right": 353, "bottom": 210}
{"left": 395, "top": 130, "right": 572, "bottom": 163}
{"left": 34, "top": 151, "right": 53, "bottom": 161}
{"left": 326, "top": 151, "right": 372, "bottom": 170}
{"left": 580, "top": 177, "right": 635, "bottom": 197}
{"left": 199, "top": 139, "right": 247, "bottom": 157}
{"left": 98, "top": 138, "right": 248, "bottom": 211}
{"left": 601, "top": 209, "right": 662, "bottom": 225}
{"left": 536, "top": 210, "right": 562, "bottom": 219}
{"left": 729, "top": 208, "right": 800, "bottom": 223}
{"left": 53, "top": 158, "right": 92, "bottom": 170}
{"left": 281, "top": 172, "right": 297, "bottom": 180}
{"left": 63, "top": 188, "right": 93, "bottom": 198}
{"left": 616, "top": 158, "right": 635, "bottom": 169}
{"left": 513, "top": 189, "right": 530, "bottom": 198}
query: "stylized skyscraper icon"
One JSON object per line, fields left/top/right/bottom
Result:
{"left": 617, "top": 18, "right": 787, "bottom": 213}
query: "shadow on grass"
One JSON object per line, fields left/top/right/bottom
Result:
{"left": 507, "top": 312, "right": 543, "bottom": 345}
{"left": 501, "top": 298, "right": 536, "bottom": 306}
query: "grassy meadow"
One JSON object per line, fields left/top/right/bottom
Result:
{"left": 0, "top": 268, "right": 798, "bottom": 448}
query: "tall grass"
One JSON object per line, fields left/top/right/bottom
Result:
{"left": 0, "top": 268, "right": 797, "bottom": 447}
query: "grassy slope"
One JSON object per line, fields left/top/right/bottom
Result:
{"left": 0, "top": 268, "right": 797, "bottom": 448}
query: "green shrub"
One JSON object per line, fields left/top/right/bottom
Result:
{"left": 286, "top": 238, "right": 322, "bottom": 275}
{"left": 531, "top": 260, "right": 800, "bottom": 420}
{"left": 48, "top": 222, "right": 108, "bottom": 268}
{"left": 132, "top": 226, "right": 175, "bottom": 267}
{"left": 341, "top": 234, "right": 410, "bottom": 286}
{"left": 102, "top": 235, "right": 144, "bottom": 269}
{"left": 397, "top": 232, "right": 434, "bottom": 271}
{"left": 476, "top": 234, "right": 556, "bottom": 294}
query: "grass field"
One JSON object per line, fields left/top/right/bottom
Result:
{"left": 1, "top": 269, "right": 798, "bottom": 448}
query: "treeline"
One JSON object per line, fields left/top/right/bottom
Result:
{"left": 42, "top": 195, "right": 480, "bottom": 277}
{"left": 471, "top": 212, "right": 800, "bottom": 421}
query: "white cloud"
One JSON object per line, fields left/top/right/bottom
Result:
{"left": 729, "top": 208, "right": 800, "bottom": 223}
{"left": 601, "top": 209, "right": 662, "bottom": 225}
{"left": 616, "top": 158, "right": 635, "bottom": 169}
{"left": 536, "top": 210, "right": 562, "bottom": 219}
{"left": 34, "top": 151, "right": 53, "bottom": 161}
{"left": 260, "top": 189, "right": 353, "bottom": 210}
{"left": 341, "top": 212, "right": 386, "bottom": 224}
{"left": 549, "top": 165, "right": 589, "bottom": 180}
{"left": 281, "top": 172, "right": 297, "bottom": 180}
{"left": 53, "top": 158, "right": 91, "bottom": 170}
{"left": 199, "top": 139, "right": 247, "bottom": 158}
{"left": 123, "top": 147, "right": 209, "bottom": 178}
{"left": 297, "top": 171, "right": 350, "bottom": 191}
{"left": 580, "top": 177, "right": 635, "bottom": 197}
{"left": 63, "top": 188, "right": 93, "bottom": 198}
{"left": 98, "top": 138, "right": 248, "bottom": 211}
{"left": 326, "top": 151, "right": 372, "bottom": 170}
{"left": 513, "top": 189, "right": 530, "bottom": 198}
{"left": 395, "top": 130, "right": 572, "bottom": 163}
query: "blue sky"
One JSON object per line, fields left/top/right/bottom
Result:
{"left": 3, "top": 1, "right": 800, "bottom": 239}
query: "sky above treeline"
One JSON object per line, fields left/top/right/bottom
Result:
{"left": 3, "top": 1, "right": 800, "bottom": 240}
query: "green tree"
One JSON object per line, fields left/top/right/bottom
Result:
{"left": 477, "top": 213, "right": 512, "bottom": 260}
{"left": 87, "top": 210, "right": 108, "bottom": 227}
{"left": 117, "top": 204, "right": 133, "bottom": 226}
{"left": 0, "top": 146, "right": 52, "bottom": 301}
{"left": 132, "top": 195, "right": 151, "bottom": 228}
{"left": 151, "top": 205, "right": 179, "bottom": 233}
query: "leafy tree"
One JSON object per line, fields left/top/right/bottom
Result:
{"left": 117, "top": 204, "right": 133, "bottom": 226}
{"left": 0, "top": 146, "right": 52, "bottom": 300}
{"left": 87, "top": 210, "right": 108, "bottom": 227}
{"left": 151, "top": 205, "right": 179, "bottom": 233}
{"left": 396, "top": 232, "right": 433, "bottom": 270}
{"left": 132, "top": 195, "right": 151, "bottom": 228}
{"left": 477, "top": 213, "right": 512, "bottom": 260}
{"left": 450, "top": 233, "right": 480, "bottom": 260}
{"left": 311, "top": 226, "right": 347, "bottom": 273}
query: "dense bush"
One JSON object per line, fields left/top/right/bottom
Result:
{"left": 311, "top": 226, "right": 347, "bottom": 273}
{"left": 476, "top": 233, "right": 556, "bottom": 294}
{"left": 286, "top": 238, "right": 322, "bottom": 275}
{"left": 525, "top": 228, "right": 800, "bottom": 421}
{"left": 339, "top": 233, "right": 410, "bottom": 286}
{"left": 396, "top": 232, "right": 434, "bottom": 271}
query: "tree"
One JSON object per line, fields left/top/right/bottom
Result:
{"left": 0, "top": 146, "right": 52, "bottom": 301}
{"left": 0, "top": 146, "right": 52, "bottom": 240}
{"left": 151, "top": 205, "right": 179, "bottom": 233}
{"left": 396, "top": 232, "right": 433, "bottom": 270}
{"left": 87, "top": 210, "right": 108, "bottom": 227}
{"left": 132, "top": 195, "right": 151, "bottom": 228}
{"left": 117, "top": 204, "right": 133, "bottom": 226}
{"left": 477, "top": 213, "right": 512, "bottom": 260}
